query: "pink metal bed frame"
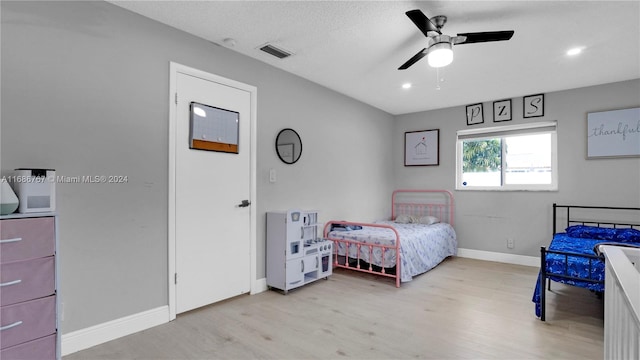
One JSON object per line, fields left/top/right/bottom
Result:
{"left": 323, "top": 189, "right": 455, "bottom": 288}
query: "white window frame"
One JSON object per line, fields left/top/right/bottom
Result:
{"left": 456, "top": 121, "right": 558, "bottom": 191}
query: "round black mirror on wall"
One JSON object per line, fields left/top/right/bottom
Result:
{"left": 275, "top": 128, "right": 302, "bottom": 164}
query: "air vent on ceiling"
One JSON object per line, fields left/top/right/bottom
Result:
{"left": 259, "top": 44, "right": 293, "bottom": 59}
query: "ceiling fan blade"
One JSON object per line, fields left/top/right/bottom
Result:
{"left": 455, "top": 31, "right": 514, "bottom": 44}
{"left": 398, "top": 48, "right": 428, "bottom": 70}
{"left": 406, "top": 9, "right": 440, "bottom": 36}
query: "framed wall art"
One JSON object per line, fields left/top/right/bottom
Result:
{"left": 523, "top": 94, "right": 544, "bottom": 118}
{"left": 587, "top": 107, "right": 640, "bottom": 159}
{"left": 405, "top": 129, "right": 439, "bottom": 166}
{"left": 466, "top": 103, "right": 484, "bottom": 125}
{"left": 493, "top": 99, "right": 512, "bottom": 122}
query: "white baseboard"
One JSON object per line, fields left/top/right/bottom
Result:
{"left": 252, "top": 277, "right": 267, "bottom": 294}
{"left": 457, "top": 248, "right": 539, "bottom": 267}
{"left": 61, "top": 279, "right": 268, "bottom": 356}
{"left": 61, "top": 305, "right": 169, "bottom": 356}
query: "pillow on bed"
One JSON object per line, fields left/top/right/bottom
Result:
{"left": 614, "top": 228, "right": 640, "bottom": 242}
{"left": 330, "top": 224, "right": 363, "bottom": 231}
{"left": 566, "top": 225, "right": 615, "bottom": 240}
{"left": 566, "top": 225, "right": 640, "bottom": 242}
{"left": 394, "top": 214, "right": 414, "bottom": 224}
{"left": 417, "top": 216, "right": 440, "bottom": 225}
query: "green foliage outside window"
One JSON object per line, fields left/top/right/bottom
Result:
{"left": 462, "top": 139, "right": 502, "bottom": 172}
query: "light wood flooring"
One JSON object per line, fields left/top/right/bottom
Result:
{"left": 64, "top": 257, "right": 604, "bottom": 359}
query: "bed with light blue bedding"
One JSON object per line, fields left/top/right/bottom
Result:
{"left": 328, "top": 221, "right": 457, "bottom": 282}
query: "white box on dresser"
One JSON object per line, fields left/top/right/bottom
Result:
{"left": 10, "top": 169, "right": 56, "bottom": 214}
{"left": 0, "top": 213, "right": 59, "bottom": 360}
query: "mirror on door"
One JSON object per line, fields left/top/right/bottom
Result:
{"left": 275, "top": 128, "right": 302, "bottom": 164}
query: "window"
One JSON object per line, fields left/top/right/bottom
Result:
{"left": 456, "top": 122, "right": 557, "bottom": 191}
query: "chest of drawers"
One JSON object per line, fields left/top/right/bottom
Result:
{"left": 0, "top": 214, "right": 58, "bottom": 359}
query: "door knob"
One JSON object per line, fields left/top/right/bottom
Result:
{"left": 238, "top": 200, "right": 251, "bottom": 207}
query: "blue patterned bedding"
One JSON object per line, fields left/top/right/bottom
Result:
{"left": 532, "top": 227, "right": 640, "bottom": 317}
{"left": 328, "top": 221, "right": 457, "bottom": 282}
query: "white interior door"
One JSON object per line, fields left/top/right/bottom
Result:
{"left": 174, "top": 71, "right": 251, "bottom": 314}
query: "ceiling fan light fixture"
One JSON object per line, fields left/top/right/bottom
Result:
{"left": 427, "top": 41, "right": 453, "bottom": 68}
{"left": 399, "top": 10, "right": 514, "bottom": 71}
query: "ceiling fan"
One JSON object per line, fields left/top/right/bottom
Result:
{"left": 398, "top": 9, "right": 514, "bottom": 70}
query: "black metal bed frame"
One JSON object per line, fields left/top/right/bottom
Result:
{"left": 539, "top": 203, "right": 640, "bottom": 321}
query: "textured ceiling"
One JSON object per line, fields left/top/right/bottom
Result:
{"left": 108, "top": 1, "right": 640, "bottom": 115}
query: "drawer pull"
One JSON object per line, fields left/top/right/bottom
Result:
{"left": 0, "top": 321, "right": 23, "bottom": 331}
{"left": 0, "top": 237, "right": 22, "bottom": 244}
{"left": 0, "top": 279, "right": 22, "bottom": 287}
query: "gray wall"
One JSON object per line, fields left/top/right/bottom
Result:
{"left": 1, "top": 1, "right": 394, "bottom": 333}
{"left": 394, "top": 79, "right": 640, "bottom": 257}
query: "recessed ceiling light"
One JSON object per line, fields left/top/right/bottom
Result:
{"left": 402, "top": 83, "right": 412, "bottom": 89}
{"left": 567, "top": 47, "right": 584, "bottom": 56}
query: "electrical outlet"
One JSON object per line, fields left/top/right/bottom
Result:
{"left": 507, "top": 238, "right": 515, "bottom": 249}
{"left": 269, "top": 169, "right": 276, "bottom": 183}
